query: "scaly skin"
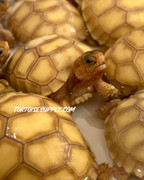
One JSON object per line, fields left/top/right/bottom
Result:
{"left": 97, "top": 99, "right": 121, "bottom": 120}
{"left": 0, "top": 0, "right": 9, "bottom": 18}
{"left": 97, "top": 163, "right": 111, "bottom": 180}
{"left": 0, "top": 78, "right": 15, "bottom": 94}
{"left": 0, "top": 0, "right": 15, "bottom": 47}
{"left": 0, "top": 41, "right": 9, "bottom": 69}
{"left": 112, "top": 164, "right": 130, "bottom": 180}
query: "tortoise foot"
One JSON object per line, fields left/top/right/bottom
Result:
{"left": 97, "top": 163, "right": 111, "bottom": 180}
{"left": 112, "top": 164, "right": 130, "bottom": 180}
{"left": 71, "top": 92, "right": 93, "bottom": 105}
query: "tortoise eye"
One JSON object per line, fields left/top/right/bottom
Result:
{"left": 0, "top": 0, "right": 5, "bottom": 4}
{"left": 84, "top": 53, "right": 96, "bottom": 65}
{"left": 85, "top": 57, "right": 96, "bottom": 65}
{"left": 85, "top": 58, "right": 95, "bottom": 64}
{"left": 0, "top": 47, "right": 4, "bottom": 56}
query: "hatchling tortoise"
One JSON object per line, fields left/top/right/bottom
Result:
{"left": 0, "top": 0, "right": 14, "bottom": 47}
{"left": 6, "top": 0, "right": 87, "bottom": 43}
{"left": 0, "top": 79, "right": 111, "bottom": 180}
{"left": 105, "top": 26, "right": 144, "bottom": 96}
{"left": 82, "top": 0, "right": 144, "bottom": 47}
{"left": 103, "top": 90, "right": 144, "bottom": 180}
{"left": 0, "top": 36, "right": 119, "bottom": 105}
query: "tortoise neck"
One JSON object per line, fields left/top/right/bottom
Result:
{"left": 67, "top": 68, "right": 80, "bottom": 91}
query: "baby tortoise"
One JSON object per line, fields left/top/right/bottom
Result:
{"left": 7, "top": 0, "right": 87, "bottom": 43}
{"left": 0, "top": 79, "right": 111, "bottom": 180}
{"left": 99, "top": 90, "right": 144, "bottom": 180}
{"left": 0, "top": 36, "right": 119, "bottom": 106}
{"left": 82, "top": 0, "right": 144, "bottom": 47}
{"left": 0, "top": 0, "right": 14, "bottom": 47}
{"left": 105, "top": 26, "right": 144, "bottom": 97}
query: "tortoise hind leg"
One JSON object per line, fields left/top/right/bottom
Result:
{"left": 96, "top": 99, "right": 121, "bottom": 120}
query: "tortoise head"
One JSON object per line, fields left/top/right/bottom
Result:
{"left": 73, "top": 50, "right": 106, "bottom": 82}
{"left": 0, "top": 0, "right": 9, "bottom": 18}
{"left": 0, "top": 79, "right": 15, "bottom": 94}
{"left": 0, "top": 41, "right": 10, "bottom": 68}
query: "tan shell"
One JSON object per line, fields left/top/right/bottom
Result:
{"left": 105, "top": 27, "right": 144, "bottom": 96}
{"left": 0, "top": 92, "right": 97, "bottom": 179}
{"left": 105, "top": 90, "right": 144, "bottom": 179}
{"left": 82, "top": 0, "right": 144, "bottom": 47}
{"left": 6, "top": 34, "right": 91, "bottom": 96}
{"left": 7, "top": 0, "right": 87, "bottom": 43}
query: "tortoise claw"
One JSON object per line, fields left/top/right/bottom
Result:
{"left": 71, "top": 92, "right": 93, "bottom": 105}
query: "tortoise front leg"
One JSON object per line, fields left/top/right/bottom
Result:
{"left": 0, "top": 24, "right": 15, "bottom": 47}
{"left": 95, "top": 79, "right": 121, "bottom": 101}
{"left": 68, "top": 82, "right": 95, "bottom": 105}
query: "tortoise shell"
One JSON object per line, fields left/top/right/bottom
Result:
{"left": 105, "top": 90, "right": 144, "bottom": 179}
{"left": 6, "top": 34, "right": 91, "bottom": 96}
{"left": 0, "top": 91, "right": 97, "bottom": 179}
{"left": 105, "top": 27, "right": 144, "bottom": 96}
{"left": 7, "top": 0, "right": 87, "bottom": 43}
{"left": 82, "top": 0, "right": 144, "bottom": 47}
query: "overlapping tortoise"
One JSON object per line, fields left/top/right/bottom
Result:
{"left": 100, "top": 90, "right": 144, "bottom": 180}
{"left": 0, "top": 35, "right": 119, "bottom": 106}
{"left": 0, "top": 0, "right": 14, "bottom": 46}
{"left": 105, "top": 26, "right": 144, "bottom": 96}
{"left": 6, "top": 0, "right": 87, "bottom": 43}
{"left": 0, "top": 79, "right": 111, "bottom": 180}
{"left": 82, "top": 0, "right": 144, "bottom": 47}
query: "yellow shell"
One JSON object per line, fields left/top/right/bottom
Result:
{"left": 105, "top": 27, "right": 144, "bottom": 96}
{"left": 0, "top": 91, "right": 97, "bottom": 179}
{"left": 7, "top": 0, "right": 87, "bottom": 43}
{"left": 82, "top": 0, "right": 144, "bottom": 47}
{"left": 105, "top": 90, "right": 144, "bottom": 179}
{"left": 6, "top": 34, "right": 91, "bottom": 96}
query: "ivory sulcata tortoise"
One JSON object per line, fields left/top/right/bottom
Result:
{"left": 0, "top": 36, "right": 119, "bottom": 106}
{"left": 104, "top": 90, "right": 144, "bottom": 180}
{"left": 6, "top": 0, "right": 87, "bottom": 43}
{"left": 0, "top": 79, "right": 112, "bottom": 180}
{"left": 0, "top": 0, "right": 15, "bottom": 47}
{"left": 105, "top": 26, "right": 144, "bottom": 96}
{"left": 82, "top": 0, "right": 144, "bottom": 47}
